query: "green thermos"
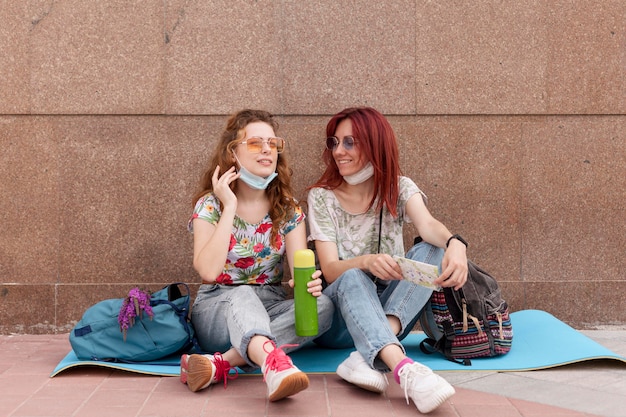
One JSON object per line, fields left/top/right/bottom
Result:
{"left": 294, "top": 249, "right": 318, "bottom": 336}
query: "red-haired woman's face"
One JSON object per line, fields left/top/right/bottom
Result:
{"left": 331, "top": 118, "right": 367, "bottom": 177}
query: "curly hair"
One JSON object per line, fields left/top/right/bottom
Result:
{"left": 192, "top": 109, "right": 298, "bottom": 246}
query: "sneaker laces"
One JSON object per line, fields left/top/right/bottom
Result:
{"left": 262, "top": 341, "right": 298, "bottom": 379}
{"left": 398, "top": 362, "right": 432, "bottom": 404}
{"left": 212, "top": 352, "right": 238, "bottom": 388}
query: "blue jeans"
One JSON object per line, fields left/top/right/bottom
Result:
{"left": 191, "top": 284, "right": 334, "bottom": 370}
{"left": 314, "top": 241, "right": 443, "bottom": 372}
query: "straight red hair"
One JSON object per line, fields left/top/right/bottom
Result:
{"left": 309, "top": 107, "right": 401, "bottom": 217}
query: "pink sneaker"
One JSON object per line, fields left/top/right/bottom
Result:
{"left": 180, "top": 353, "right": 237, "bottom": 392}
{"left": 180, "top": 354, "right": 190, "bottom": 384}
{"left": 261, "top": 341, "right": 309, "bottom": 401}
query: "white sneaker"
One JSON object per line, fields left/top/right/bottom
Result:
{"left": 398, "top": 361, "right": 455, "bottom": 413}
{"left": 336, "top": 351, "right": 388, "bottom": 393}
{"left": 261, "top": 342, "right": 309, "bottom": 401}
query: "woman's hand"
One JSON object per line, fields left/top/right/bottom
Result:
{"left": 212, "top": 165, "right": 240, "bottom": 210}
{"left": 288, "top": 270, "right": 325, "bottom": 297}
{"left": 366, "top": 253, "right": 403, "bottom": 281}
{"left": 435, "top": 240, "right": 468, "bottom": 290}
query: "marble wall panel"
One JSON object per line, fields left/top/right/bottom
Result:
{"left": 28, "top": 1, "right": 164, "bottom": 114}
{"left": 0, "top": 116, "right": 59, "bottom": 284}
{"left": 2, "top": 2, "right": 623, "bottom": 116}
{"left": 0, "top": 284, "right": 56, "bottom": 334}
{"left": 415, "top": 1, "right": 548, "bottom": 114}
{"left": 55, "top": 116, "right": 212, "bottom": 284}
{"left": 0, "top": 2, "right": 32, "bottom": 113}
{"left": 164, "top": 0, "right": 282, "bottom": 115}
{"left": 521, "top": 117, "right": 626, "bottom": 284}
{"left": 544, "top": 0, "right": 626, "bottom": 114}
{"left": 280, "top": 1, "right": 416, "bottom": 114}
{"left": 524, "top": 281, "right": 626, "bottom": 328}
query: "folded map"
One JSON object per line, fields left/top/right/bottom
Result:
{"left": 393, "top": 256, "right": 442, "bottom": 291}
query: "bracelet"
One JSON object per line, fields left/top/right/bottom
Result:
{"left": 446, "top": 234, "right": 468, "bottom": 248}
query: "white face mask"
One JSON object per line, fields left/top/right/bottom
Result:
{"left": 343, "top": 162, "right": 374, "bottom": 185}
{"left": 234, "top": 153, "right": 278, "bottom": 190}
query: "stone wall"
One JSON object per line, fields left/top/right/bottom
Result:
{"left": 1, "top": 1, "right": 624, "bottom": 333}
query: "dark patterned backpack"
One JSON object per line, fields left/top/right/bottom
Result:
{"left": 419, "top": 260, "right": 513, "bottom": 365}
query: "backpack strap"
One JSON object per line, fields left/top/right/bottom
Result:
{"left": 151, "top": 283, "right": 202, "bottom": 354}
{"left": 419, "top": 325, "right": 472, "bottom": 366}
{"left": 151, "top": 299, "right": 195, "bottom": 341}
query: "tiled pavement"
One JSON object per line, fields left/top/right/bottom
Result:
{"left": 1, "top": 331, "right": 624, "bottom": 417}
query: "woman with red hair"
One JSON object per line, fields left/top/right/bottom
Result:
{"left": 308, "top": 107, "right": 468, "bottom": 414}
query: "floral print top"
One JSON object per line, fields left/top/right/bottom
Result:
{"left": 307, "top": 176, "right": 426, "bottom": 259}
{"left": 189, "top": 193, "right": 305, "bottom": 285}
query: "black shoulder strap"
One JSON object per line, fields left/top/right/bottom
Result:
{"left": 377, "top": 208, "right": 383, "bottom": 253}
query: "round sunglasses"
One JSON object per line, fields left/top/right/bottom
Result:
{"left": 326, "top": 135, "right": 357, "bottom": 151}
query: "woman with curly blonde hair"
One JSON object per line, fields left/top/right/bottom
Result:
{"left": 182, "top": 109, "right": 333, "bottom": 402}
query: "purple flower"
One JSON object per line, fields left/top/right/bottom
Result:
{"left": 118, "top": 288, "right": 154, "bottom": 340}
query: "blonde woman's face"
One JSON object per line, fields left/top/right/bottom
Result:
{"left": 233, "top": 121, "right": 279, "bottom": 178}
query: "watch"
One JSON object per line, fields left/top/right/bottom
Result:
{"left": 446, "top": 234, "right": 468, "bottom": 248}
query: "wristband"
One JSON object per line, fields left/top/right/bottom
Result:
{"left": 446, "top": 234, "right": 468, "bottom": 248}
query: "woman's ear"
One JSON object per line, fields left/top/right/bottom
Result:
{"left": 230, "top": 149, "right": 240, "bottom": 168}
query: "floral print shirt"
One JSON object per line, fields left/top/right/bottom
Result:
{"left": 189, "top": 193, "right": 305, "bottom": 285}
{"left": 307, "top": 176, "right": 426, "bottom": 259}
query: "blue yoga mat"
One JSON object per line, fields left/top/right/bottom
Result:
{"left": 50, "top": 309, "right": 626, "bottom": 377}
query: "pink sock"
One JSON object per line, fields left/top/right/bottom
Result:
{"left": 393, "top": 357, "right": 414, "bottom": 384}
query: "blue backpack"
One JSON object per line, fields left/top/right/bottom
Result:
{"left": 70, "top": 283, "right": 196, "bottom": 362}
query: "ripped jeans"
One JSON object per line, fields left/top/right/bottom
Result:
{"left": 314, "top": 241, "right": 443, "bottom": 372}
